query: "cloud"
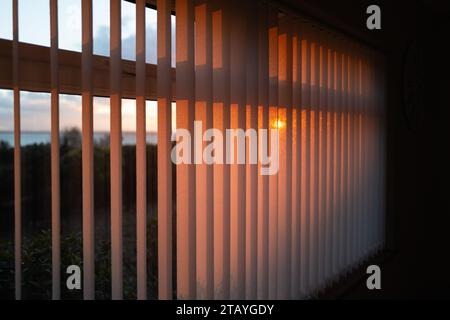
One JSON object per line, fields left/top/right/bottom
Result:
{"left": 94, "top": 25, "right": 110, "bottom": 57}
{"left": 0, "top": 3, "right": 176, "bottom": 133}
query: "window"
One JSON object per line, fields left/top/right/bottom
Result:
{"left": 0, "top": 0, "right": 385, "bottom": 301}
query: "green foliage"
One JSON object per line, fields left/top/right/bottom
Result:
{"left": 0, "top": 219, "right": 159, "bottom": 300}
{"left": 22, "top": 230, "right": 52, "bottom": 299}
{"left": 0, "top": 240, "right": 14, "bottom": 299}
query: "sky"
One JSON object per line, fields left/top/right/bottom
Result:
{"left": 0, "top": 0, "right": 176, "bottom": 133}
{"left": 0, "top": 89, "right": 177, "bottom": 133}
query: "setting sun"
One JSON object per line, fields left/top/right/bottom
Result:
{"left": 272, "top": 118, "right": 286, "bottom": 129}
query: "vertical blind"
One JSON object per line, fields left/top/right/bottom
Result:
{"left": 170, "top": 0, "right": 386, "bottom": 300}
{"left": 7, "top": 0, "right": 386, "bottom": 300}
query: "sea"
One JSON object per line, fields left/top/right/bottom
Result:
{"left": 0, "top": 131, "right": 158, "bottom": 147}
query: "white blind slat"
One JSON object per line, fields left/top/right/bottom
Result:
{"left": 110, "top": 0, "right": 123, "bottom": 300}
{"left": 13, "top": 0, "right": 22, "bottom": 301}
{"left": 176, "top": 0, "right": 196, "bottom": 300}
{"left": 229, "top": 0, "right": 247, "bottom": 300}
{"left": 211, "top": 0, "right": 231, "bottom": 300}
{"left": 267, "top": 8, "right": 278, "bottom": 299}
{"left": 136, "top": 0, "right": 147, "bottom": 301}
{"left": 195, "top": 0, "right": 214, "bottom": 300}
{"left": 81, "top": 0, "right": 95, "bottom": 300}
{"left": 50, "top": 0, "right": 61, "bottom": 300}
{"left": 157, "top": 0, "right": 174, "bottom": 301}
